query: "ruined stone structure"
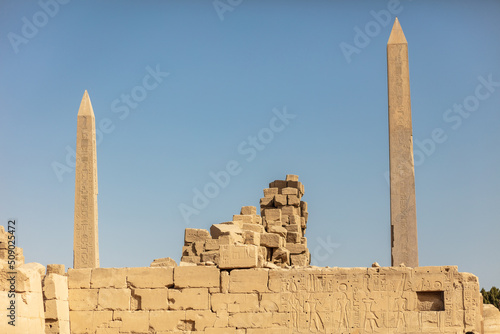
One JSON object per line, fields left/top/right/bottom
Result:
{"left": 74, "top": 91, "right": 100, "bottom": 269}
{"left": 0, "top": 18, "right": 494, "bottom": 334}
{"left": 180, "top": 175, "right": 309, "bottom": 269}
{"left": 387, "top": 18, "right": 419, "bottom": 268}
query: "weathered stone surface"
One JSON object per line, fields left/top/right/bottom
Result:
{"left": 184, "top": 228, "right": 211, "bottom": 243}
{"left": 149, "top": 310, "right": 186, "bottom": 331}
{"left": 91, "top": 268, "right": 127, "bottom": 288}
{"left": 68, "top": 289, "right": 98, "bottom": 311}
{"left": 127, "top": 267, "right": 174, "bottom": 288}
{"left": 46, "top": 264, "right": 65, "bottom": 275}
{"left": 240, "top": 206, "right": 257, "bottom": 215}
{"left": 271, "top": 247, "right": 290, "bottom": 266}
{"left": 132, "top": 288, "right": 168, "bottom": 310}
{"left": 219, "top": 244, "right": 258, "bottom": 269}
{"left": 113, "top": 310, "right": 149, "bottom": 332}
{"left": 98, "top": 288, "right": 131, "bottom": 310}
{"left": 69, "top": 310, "right": 112, "bottom": 333}
{"left": 285, "top": 243, "right": 306, "bottom": 254}
{"left": 242, "top": 231, "right": 260, "bottom": 246}
{"left": 174, "top": 266, "right": 220, "bottom": 288}
{"left": 388, "top": 18, "right": 419, "bottom": 268}
{"left": 263, "top": 208, "right": 281, "bottom": 221}
{"left": 74, "top": 90, "right": 99, "bottom": 269}
{"left": 260, "top": 197, "right": 274, "bottom": 207}
{"left": 281, "top": 187, "right": 298, "bottom": 195}
{"left": 211, "top": 293, "right": 259, "bottom": 312}
{"left": 267, "top": 225, "right": 287, "bottom": 238}
{"left": 210, "top": 223, "right": 243, "bottom": 239}
{"left": 274, "top": 194, "right": 287, "bottom": 206}
{"left": 260, "top": 233, "right": 285, "bottom": 248}
{"left": 150, "top": 257, "right": 177, "bottom": 267}
{"left": 168, "top": 288, "right": 209, "bottom": 310}
{"left": 484, "top": 304, "right": 500, "bottom": 334}
{"left": 205, "top": 238, "right": 220, "bottom": 251}
{"left": 43, "top": 273, "right": 68, "bottom": 300}
{"left": 242, "top": 223, "right": 264, "bottom": 233}
{"left": 229, "top": 269, "right": 268, "bottom": 293}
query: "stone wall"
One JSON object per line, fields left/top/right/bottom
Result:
{"left": 64, "top": 265, "right": 483, "bottom": 333}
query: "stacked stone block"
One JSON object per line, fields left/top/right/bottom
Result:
{"left": 43, "top": 264, "right": 70, "bottom": 333}
{"left": 180, "top": 175, "right": 311, "bottom": 269}
{"left": 260, "top": 175, "right": 310, "bottom": 267}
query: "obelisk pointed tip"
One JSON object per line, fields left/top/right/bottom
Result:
{"left": 388, "top": 17, "right": 407, "bottom": 45}
{"left": 78, "top": 90, "right": 94, "bottom": 116}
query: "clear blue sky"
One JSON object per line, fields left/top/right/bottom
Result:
{"left": 1, "top": 0, "right": 499, "bottom": 289}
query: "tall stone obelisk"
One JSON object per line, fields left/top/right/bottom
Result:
{"left": 74, "top": 90, "right": 99, "bottom": 269}
{"left": 387, "top": 18, "right": 418, "bottom": 267}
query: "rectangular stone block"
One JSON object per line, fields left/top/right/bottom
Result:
{"left": 43, "top": 273, "right": 68, "bottom": 300}
{"left": 174, "top": 266, "right": 220, "bottom": 288}
{"left": 210, "top": 223, "right": 243, "bottom": 239}
{"left": 284, "top": 224, "right": 301, "bottom": 234}
{"left": 133, "top": 288, "right": 168, "bottom": 310}
{"left": 186, "top": 310, "right": 218, "bottom": 331}
{"left": 68, "top": 268, "right": 92, "bottom": 289}
{"left": 233, "top": 214, "right": 253, "bottom": 224}
{"left": 180, "top": 255, "right": 200, "bottom": 264}
{"left": 281, "top": 187, "right": 298, "bottom": 195}
{"left": 286, "top": 232, "right": 300, "bottom": 244}
{"left": 268, "top": 225, "right": 287, "bottom": 238}
{"left": 281, "top": 206, "right": 299, "bottom": 217}
{"left": 185, "top": 228, "right": 211, "bottom": 243}
{"left": 260, "top": 197, "right": 274, "bottom": 207}
{"left": 168, "top": 288, "right": 209, "bottom": 310}
{"left": 98, "top": 288, "right": 131, "bottom": 310}
{"left": 243, "top": 231, "right": 260, "bottom": 246}
{"left": 127, "top": 267, "right": 174, "bottom": 288}
{"left": 286, "top": 243, "right": 306, "bottom": 255}
{"left": 205, "top": 238, "right": 220, "bottom": 251}
{"left": 285, "top": 174, "right": 299, "bottom": 182}
{"left": 113, "top": 310, "right": 149, "bottom": 333}
{"left": 69, "top": 310, "right": 112, "bottom": 334}
{"left": 150, "top": 310, "right": 186, "bottom": 331}
{"left": 269, "top": 180, "right": 287, "bottom": 190}
{"left": 219, "top": 232, "right": 243, "bottom": 245}
{"left": 201, "top": 251, "right": 220, "bottom": 264}
{"left": 290, "top": 252, "right": 309, "bottom": 266}
{"left": 287, "top": 180, "right": 304, "bottom": 195}
{"left": 229, "top": 312, "right": 273, "bottom": 328}
{"left": 274, "top": 194, "right": 287, "bottom": 206}
{"left": 287, "top": 195, "right": 300, "bottom": 206}
{"left": 229, "top": 269, "right": 268, "bottom": 293}
{"left": 263, "top": 208, "right": 281, "bottom": 221}
{"left": 242, "top": 223, "right": 264, "bottom": 233}
{"left": 68, "top": 289, "right": 98, "bottom": 311}
{"left": 211, "top": 293, "right": 259, "bottom": 312}
{"left": 219, "top": 244, "right": 258, "bottom": 269}
{"left": 263, "top": 188, "right": 279, "bottom": 197}
{"left": 300, "top": 201, "right": 307, "bottom": 212}
{"left": 240, "top": 206, "right": 257, "bottom": 215}
{"left": 45, "top": 299, "right": 70, "bottom": 321}
{"left": 260, "top": 233, "right": 285, "bottom": 248}
{"left": 91, "top": 268, "right": 127, "bottom": 289}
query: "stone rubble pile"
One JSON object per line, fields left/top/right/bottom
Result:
{"left": 180, "top": 175, "right": 310, "bottom": 269}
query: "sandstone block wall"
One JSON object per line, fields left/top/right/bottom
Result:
{"left": 64, "top": 265, "right": 483, "bottom": 334}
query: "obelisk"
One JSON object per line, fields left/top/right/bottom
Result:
{"left": 387, "top": 18, "right": 418, "bottom": 267}
{"left": 74, "top": 90, "right": 99, "bottom": 269}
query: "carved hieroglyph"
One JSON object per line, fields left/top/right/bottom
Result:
{"left": 387, "top": 18, "right": 418, "bottom": 267}
{"left": 268, "top": 266, "right": 482, "bottom": 333}
{"left": 73, "top": 90, "right": 99, "bottom": 269}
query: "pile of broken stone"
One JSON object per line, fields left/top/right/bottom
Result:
{"left": 178, "top": 175, "right": 310, "bottom": 269}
